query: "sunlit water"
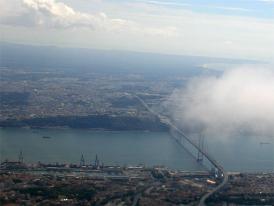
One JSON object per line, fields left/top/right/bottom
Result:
{"left": 0, "top": 128, "right": 273, "bottom": 172}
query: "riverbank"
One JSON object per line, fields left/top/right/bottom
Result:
{"left": 0, "top": 114, "right": 169, "bottom": 132}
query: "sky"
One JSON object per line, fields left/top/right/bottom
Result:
{"left": 0, "top": 0, "right": 274, "bottom": 62}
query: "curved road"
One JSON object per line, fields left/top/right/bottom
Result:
{"left": 199, "top": 171, "right": 228, "bottom": 206}
{"left": 133, "top": 94, "right": 228, "bottom": 206}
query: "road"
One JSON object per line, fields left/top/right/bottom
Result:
{"left": 198, "top": 171, "right": 228, "bottom": 206}
{"left": 133, "top": 94, "right": 228, "bottom": 206}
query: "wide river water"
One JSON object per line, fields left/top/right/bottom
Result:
{"left": 0, "top": 128, "right": 273, "bottom": 172}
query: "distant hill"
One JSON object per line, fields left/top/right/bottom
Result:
{"left": 0, "top": 42, "right": 257, "bottom": 75}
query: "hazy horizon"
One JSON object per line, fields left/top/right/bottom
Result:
{"left": 1, "top": 0, "right": 274, "bottom": 63}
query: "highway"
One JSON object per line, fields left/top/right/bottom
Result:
{"left": 198, "top": 171, "right": 228, "bottom": 206}
{"left": 133, "top": 95, "right": 228, "bottom": 206}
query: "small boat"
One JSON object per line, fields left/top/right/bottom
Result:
{"left": 42, "top": 136, "right": 51, "bottom": 139}
{"left": 260, "top": 142, "right": 271, "bottom": 145}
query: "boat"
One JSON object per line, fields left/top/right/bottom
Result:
{"left": 260, "top": 142, "right": 271, "bottom": 145}
{"left": 42, "top": 136, "right": 51, "bottom": 139}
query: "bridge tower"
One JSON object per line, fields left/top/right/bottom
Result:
{"left": 18, "top": 150, "right": 24, "bottom": 163}
{"left": 197, "top": 134, "right": 205, "bottom": 163}
{"left": 80, "top": 154, "right": 85, "bottom": 167}
{"left": 94, "top": 154, "right": 100, "bottom": 168}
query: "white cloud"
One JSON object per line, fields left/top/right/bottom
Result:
{"left": 224, "top": 40, "right": 233, "bottom": 45}
{"left": 136, "top": 0, "right": 191, "bottom": 7}
{"left": 135, "top": 0, "right": 253, "bottom": 12}
{"left": 0, "top": 0, "right": 177, "bottom": 37}
{"left": 259, "top": 0, "right": 274, "bottom": 2}
{"left": 168, "top": 66, "right": 274, "bottom": 138}
{"left": 208, "top": 6, "right": 252, "bottom": 12}
{"left": 0, "top": 0, "right": 273, "bottom": 61}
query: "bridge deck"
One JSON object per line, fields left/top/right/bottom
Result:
{"left": 133, "top": 95, "right": 228, "bottom": 206}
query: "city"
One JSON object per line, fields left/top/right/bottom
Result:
{"left": 1, "top": 156, "right": 273, "bottom": 206}
{"left": 1, "top": 0, "right": 274, "bottom": 205}
{"left": 0, "top": 65, "right": 179, "bottom": 130}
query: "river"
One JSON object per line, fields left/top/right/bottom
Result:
{"left": 0, "top": 128, "right": 273, "bottom": 172}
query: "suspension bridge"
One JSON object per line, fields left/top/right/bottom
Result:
{"left": 133, "top": 94, "right": 228, "bottom": 206}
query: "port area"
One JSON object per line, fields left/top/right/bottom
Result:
{"left": 1, "top": 161, "right": 273, "bottom": 206}
{"left": 0, "top": 161, "right": 216, "bottom": 206}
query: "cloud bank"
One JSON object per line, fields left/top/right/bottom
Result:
{"left": 168, "top": 66, "right": 274, "bottom": 139}
{"left": 0, "top": 0, "right": 177, "bottom": 37}
{"left": 0, "top": 0, "right": 273, "bottom": 61}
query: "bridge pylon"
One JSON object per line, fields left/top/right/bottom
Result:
{"left": 18, "top": 150, "right": 24, "bottom": 163}
{"left": 197, "top": 134, "right": 205, "bottom": 163}
{"left": 80, "top": 154, "right": 85, "bottom": 167}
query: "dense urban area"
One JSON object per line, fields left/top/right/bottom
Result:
{"left": 0, "top": 66, "right": 187, "bottom": 130}
{"left": 1, "top": 160, "right": 273, "bottom": 206}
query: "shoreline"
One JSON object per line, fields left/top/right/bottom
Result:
{"left": 0, "top": 114, "right": 169, "bottom": 132}
{"left": 1, "top": 159, "right": 273, "bottom": 174}
{"left": 0, "top": 126, "right": 162, "bottom": 133}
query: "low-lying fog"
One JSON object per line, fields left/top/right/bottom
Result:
{"left": 168, "top": 66, "right": 274, "bottom": 140}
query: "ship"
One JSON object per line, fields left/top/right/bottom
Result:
{"left": 260, "top": 142, "right": 271, "bottom": 145}
{"left": 42, "top": 136, "right": 51, "bottom": 139}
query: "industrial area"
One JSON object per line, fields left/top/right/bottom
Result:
{"left": 1, "top": 151, "right": 273, "bottom": 206}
